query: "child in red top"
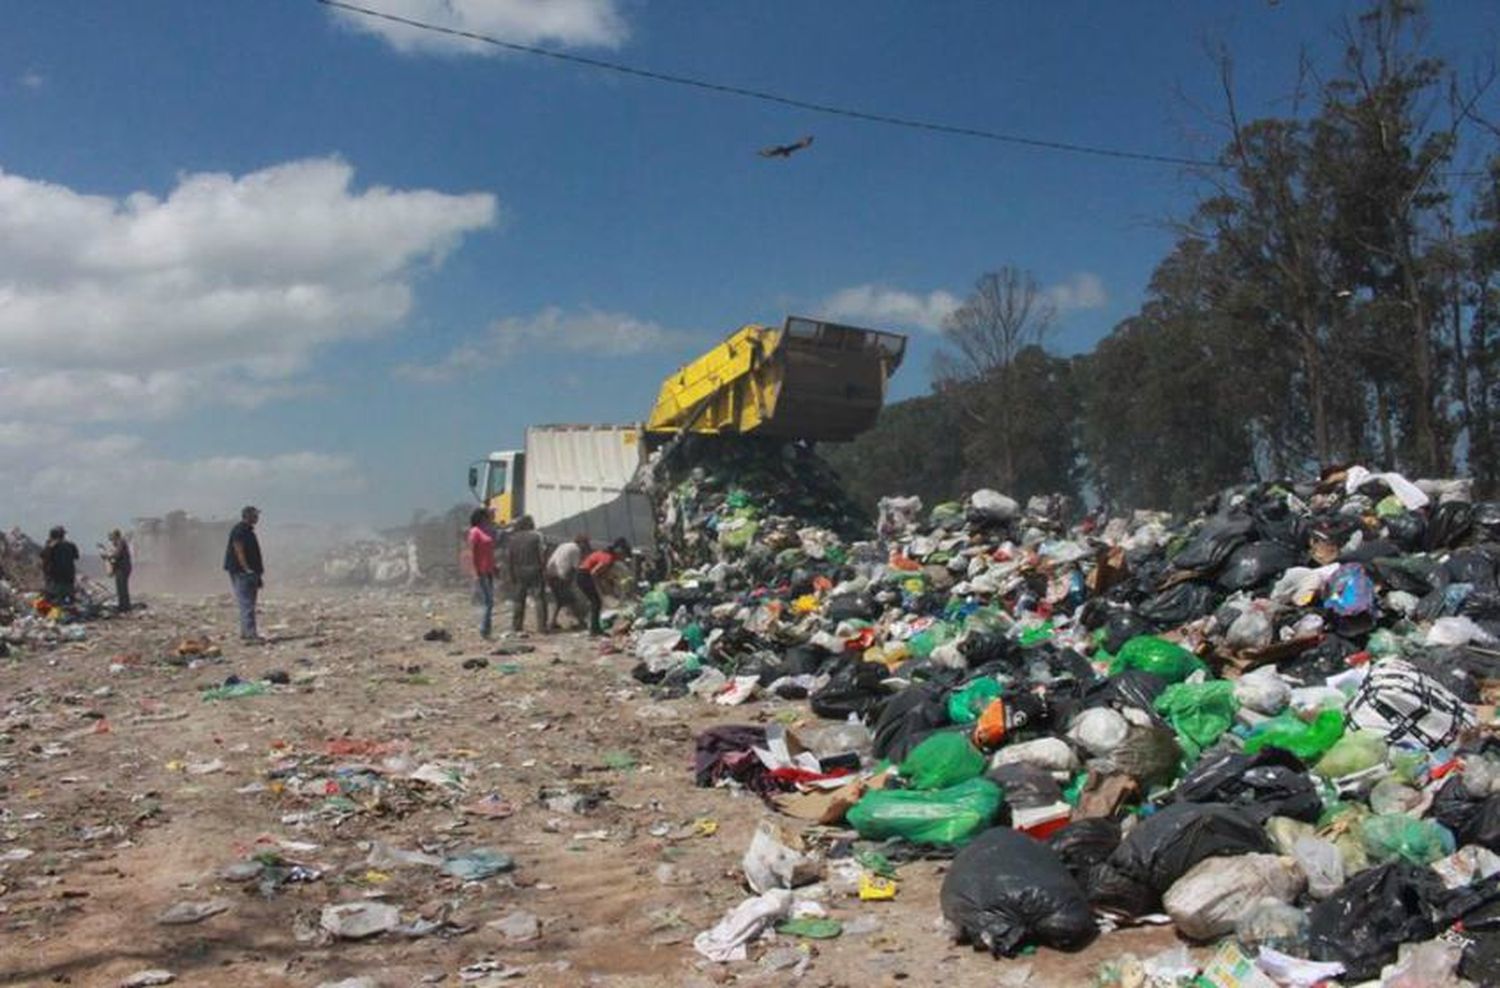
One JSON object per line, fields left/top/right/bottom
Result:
{"left": 577, "top": 537, "right": 630, "bottom": 635}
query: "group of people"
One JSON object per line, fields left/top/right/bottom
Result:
{"left": 466, "top": 509, "right": 629, "bottom": 638}
{"left": 32, "top": 505, "right": 622, "bottom": 647}
{"left": 38, "top": 525, "right": 133, "bottom": 612}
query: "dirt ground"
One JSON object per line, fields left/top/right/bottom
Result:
{"left": 0, "top": 587, "right": 1186, "bottom": 988}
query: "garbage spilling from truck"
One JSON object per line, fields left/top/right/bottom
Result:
{"left": 615, "top": 464, "right": 1500, "bottom": 984}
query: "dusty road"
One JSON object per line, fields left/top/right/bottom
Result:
{"left": 1, "top": 588, "right": 1179, "bottom": 987}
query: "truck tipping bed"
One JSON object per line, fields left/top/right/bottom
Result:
{"left": 644, "top": 316, "right": 907, "bottom": 442}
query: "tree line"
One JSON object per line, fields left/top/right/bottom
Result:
{"left": 826, "top": 1, "right": 1500, "bottom": 515}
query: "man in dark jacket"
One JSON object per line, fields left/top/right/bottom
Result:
{"left": 223, "top": 506, "right": 264, "bottom": 641}
{"left": 105, "top": 529, "right": 132, "bottom": 612}
{"left": 505, "top": 515, "right": 548, "bottom": 633}
{"left": 39, "top": 526, "right": 79, "bottom": 604}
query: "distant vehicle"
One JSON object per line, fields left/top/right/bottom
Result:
{"left": 467, "top": 315, "right": 907, "bottom": 549}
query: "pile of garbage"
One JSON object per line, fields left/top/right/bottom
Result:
{"left": 0, "top": 527, "right": 44, "bottom": 620}
{"left": 651, "top": 437, "right": 869, "bottom": 574}
{"left": 621, "top": 466, "right": 1500, "bottom": 984}
{"left": 319, "top": 537, "right": 422, "bottom": 587}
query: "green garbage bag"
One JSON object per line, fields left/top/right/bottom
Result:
{"left": 1154, "top": 680, "right": 1238, "bottom": 758}
{"left": 1018, "top": 621, "right": 1055, "bottom": 648}
{"left": 929, "top": 501, "right": 965, "bottom": 529}
{"left": 947, "top": 678, "right": 1004, "bottom": 725}
{"left": 907, "top": 621, "right": 956, "bottom": 660}
{"left": 1244, "top": 708, "right": 1345, "bottom": 761}
{"left": 846, "top": 777, "right": 1001, "bottom": 846}
{"left": 1313, "top": 731, "right": 1387, "bottom": 779}
{"left": 639, "top": 588, "right": 671, "bottom": 622}
{"left": 1108, "top": 635, "right": 1205, "bottom": 683}
{"left": 718, "top": 518, "right": 759, "bottom": 551}
{"left": 1359, "top": 813, "right": 1453, "bottom": 865}
{"left": 899, "top": 731, "right": 986, "bottom": 789}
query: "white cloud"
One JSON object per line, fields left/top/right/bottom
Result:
{"left": 397, "top": 305, "right": 683, "bottom": 382}
{"left": 1045, "top": 271, "right": 1108, "bottom": 313}
{"left": 819, "top": 272, "right": 1108, "bottom": 332}
{"left": 0, "top": 157, "right": 496, "bottom": 420}
{"left": 816, "top": 284, "right": 962, "bottom": 333}
{"left": 329, "top": 0, "right": 627, "bottom": 55}
{"left": 0, "top": 422, "right": 365, "bottom": 539}
{"left": 18, "top": 71, "right": 43, "bottom": 90}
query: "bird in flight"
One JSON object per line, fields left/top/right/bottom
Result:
{"left": 758, "top": 135, "right": 815, "bottom": 159}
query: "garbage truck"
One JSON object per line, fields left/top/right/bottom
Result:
{"left": 466, "top": 315, "right": 907, "bottom": 549}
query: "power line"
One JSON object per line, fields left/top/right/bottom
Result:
{"left": 316, "top": 0, "right": 1221, "bottom": 169}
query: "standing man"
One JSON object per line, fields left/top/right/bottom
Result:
{"left": 223, "top": 506, "right": 264, "bottom": 642}
{"left": 467, "top": 508, "right": 497, "bottom": 639}
{"left": 39, "top": 526, "right": 80, "bottom": 604}
{"left": 505, "top": 515, "right": 548, "bottom": 633}
{"left": 544, "top": 534, "right": 589, "bottom": 631}
{"left": 104, "top": 529, "right": 132, "bottom": 612}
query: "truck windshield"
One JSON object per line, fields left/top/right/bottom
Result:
{"left": 487, "top": 461, "right": 508, "bottom": 498}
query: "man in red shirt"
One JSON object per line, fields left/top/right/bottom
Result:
{"left": 577, "top": 537, "right": 630, "bottom": 635}
{"left": 467, "top": 508, "right": 497, "bottom": 639}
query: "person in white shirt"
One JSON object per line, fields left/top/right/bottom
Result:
{"left": 545, "top": 534, "right": 590, "bottom": 631}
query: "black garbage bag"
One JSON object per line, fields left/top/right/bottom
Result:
{"left": 809, "top": 656, "right": 886, "bottom": 721}
{"left": 869, "top": 682, "right": 950, "bottom": 761}
{"left": 1082, "top": 669, "right": 1169, "bottom": 718}
{"left": 1446, "top": 548, "right": 1500, "bottom": 591}
{"left": 940, "top": 828, "right": 1097, "bottom": 957}
{"left": 960, "top": 629, "right": 1021, "bottom": 669}
{"left": 1457, "top": 895, "right": 1500, "bottom": 985}
{"left": 1428, "top": 501, "right": 1476, "bottom": 551}
{"left": 1082, "top": 862, "right": 1156, "bottom": 917}
{"left": 1170, "top": 514, "right": 1254, "bottom": 575}
{"left": 783, "top": 643, "right": 832, "bottom": 678}
{"left": 1432, "top": 777, "right": 1500, "bottom": 850}
{"left": 1307, "top": 862, "right": 1452, "bottom": 981}
{"left": 1371, "top": 555, "right": 1439, "bottom": 596}
{"left": 824, "top": 593, "right": 875, "bottom": 623}
{"left": 1385, "top": 511, "right": 1428, "bottom": 550}
{"left": 1105, "top": 803, "right": 1272, "bottom": 906}
{"left": 1250, "top": 498, "right": 1307, "bottom": 548}
{"left": 1217, "top": 542, "right": 1300, "bottom": 591}
{"left": 1167, "top": 748, "right": 1321, "bottom": 823}
{"left": 1475, "top": 502, "right": 1500, "bottom": 542}
{"left": 1280, "top": 632, "right": 1362, "bottom": 681}
{"left": 1409, "top": 648, "right": 1484, "bottom": 703}
{"left": 1136, "top": 582, "right": 1217, "bottom": 628}
{"left": 1341, "top": 538, "right": 1402, "bottom": 564}
{"left": 1102, "top": 611, "right": 1155, "bottom": 654}
{"left": 1048, "top": 818, "right": 1122, "bottom": 882}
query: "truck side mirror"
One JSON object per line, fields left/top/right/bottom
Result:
{"left": 467, "top": 466, "right": 480, "bottom": 495}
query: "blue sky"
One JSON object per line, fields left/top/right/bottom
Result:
{"left": 1, "top": 0, "right": 1497, "bottom": 539}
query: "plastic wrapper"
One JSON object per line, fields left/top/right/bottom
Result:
{"left": 1313, "top": 730, "right": 1387, "bottom": 779}
{"left": 1162, "top": 853, "right": 1305, "bottom": 940}
{"left": 846, "top": 777, "right": 1002, "bottom": 846}
{"left": 940, "top": 827, "right": 1096, "bottom": 957}
{"left": 1065, "top": 707, "right": 1130, "bottom": 756}
{"left": 1359, "top": 813, "right": 1453, "bottom": 866}
{"left": 1234, "top": 897, "right": 1310, "bottom": 953}
{"left": 1345, "top": 658, "right": 1476, "bottom": 751}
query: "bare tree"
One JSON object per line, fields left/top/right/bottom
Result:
{"left": 934, "top": 267, "right": 1057, "bottom": 494}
